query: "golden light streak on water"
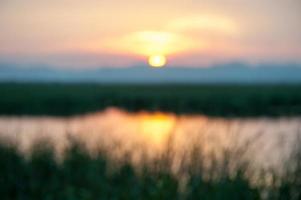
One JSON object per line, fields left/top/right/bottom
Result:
{"left": 0, "top": 107, "right": 300, "bottom": 171}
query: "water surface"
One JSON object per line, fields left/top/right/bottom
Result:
{"left": 0, "top": 108, "right": 300, "bottom": 170}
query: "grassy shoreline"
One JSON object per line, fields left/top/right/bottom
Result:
{"left": 1, "top": 83, "right": 301, "bottom": 117}
{"left": 1, "top": 137, "right": 300, "bottom": 200}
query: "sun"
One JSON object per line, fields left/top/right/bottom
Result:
{"left": 148, "top": 55, "right": 167, "bottom": 68}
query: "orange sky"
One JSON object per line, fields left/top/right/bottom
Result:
{"left": 0, "top": 0, "right": 300, "bottom": 67}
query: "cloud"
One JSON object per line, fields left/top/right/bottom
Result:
{"left": 0, "top": 0, "right": 300, "bottom": 67}
{"left": 167, "top": 15, "right": 238, "bottom": 35}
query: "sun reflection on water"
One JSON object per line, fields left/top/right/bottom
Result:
{"left": 139, "top": 112, "right": 176, "bottom": 146}
{"left": 0, "top": 108, "right": 300, "bottom": 170}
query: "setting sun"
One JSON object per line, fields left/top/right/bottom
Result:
{"left": 148, "top": 55, "right": 167, "bottom": 68}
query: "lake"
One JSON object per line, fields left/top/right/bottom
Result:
{"left": 0, "top": 107, "right": 300, "bottom": 172}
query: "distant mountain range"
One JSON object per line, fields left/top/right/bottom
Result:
{"left": 1, "top": 62, "right": 301, "bottom": 83}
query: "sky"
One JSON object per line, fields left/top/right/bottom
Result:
{"left": 0, "top": 0, "right": 300, "bottom": 68}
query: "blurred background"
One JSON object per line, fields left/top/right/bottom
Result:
{"left": 1, "top": 0, "right": 301, "bottom": 199}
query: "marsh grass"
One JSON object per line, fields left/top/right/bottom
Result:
{"left": 1, "top": 83, "right": 301, "bottom": 117}
{"left": 1, "top": 131, "right": 300, "bottom": 200}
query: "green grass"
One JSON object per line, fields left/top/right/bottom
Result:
{"left": 0, "top": 137, "right": 300, "bottom": 200}
{"left": 1, "top": 83, "right": 301, "bottom": 116}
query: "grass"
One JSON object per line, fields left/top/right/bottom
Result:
{"left": 1, "top": 83, "right": 301, "bottom": 117}
{"left": 1, "top": 82, "right": 301, "bottom": 199}
{"left": 0, "top": 135, "right": 301, "bottom": 200}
